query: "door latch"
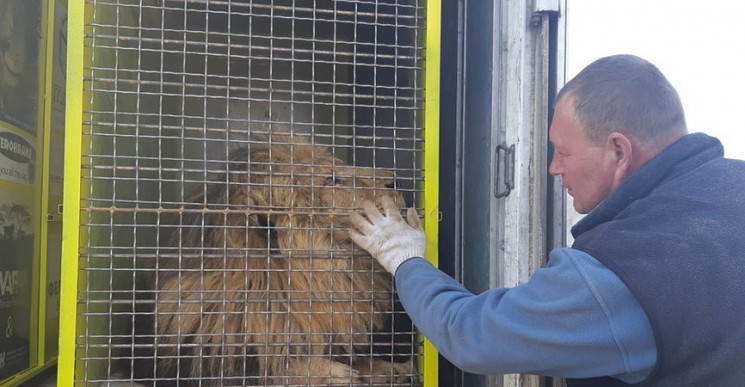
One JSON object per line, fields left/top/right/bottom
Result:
{"left": 494, "top": 143, "right": 515, "bottom": 198}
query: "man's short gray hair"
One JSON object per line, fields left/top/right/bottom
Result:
{"left": 556, "top": 54, "right": 687, "bottom": 146}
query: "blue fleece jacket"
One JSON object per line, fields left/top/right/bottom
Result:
{"left": 567, "top": 133, "right": 745, "bottom": 386}
{"left": 394, "top": 250, "right": 656, "bottom": 383}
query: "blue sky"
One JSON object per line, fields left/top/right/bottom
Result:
{"left": 566, "top": 0, "right": 745, "bottom": 160}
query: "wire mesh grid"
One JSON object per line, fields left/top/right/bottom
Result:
{"left": 77, "top": 0, "right": 426, "bottom": 385}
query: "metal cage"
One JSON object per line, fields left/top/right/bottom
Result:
{"left": 60, "top": 0, "right": 440, "bottom": 385}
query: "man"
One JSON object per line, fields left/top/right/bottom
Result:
{"left": 349, "top": 55, "right": 745, "bottom": 386}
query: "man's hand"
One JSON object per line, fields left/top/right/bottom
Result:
{"left": 348, "top": 196, "right": 426, "bottom": 274}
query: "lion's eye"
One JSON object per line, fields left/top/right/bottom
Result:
{"left": 325, "top": 176, "right": 345, "bottom": 186}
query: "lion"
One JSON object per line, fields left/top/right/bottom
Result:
{"left": 150, "top": 134, "right": 415, "bottom": 385}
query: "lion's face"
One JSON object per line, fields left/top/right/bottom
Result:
{"left": 226, "top": 136, "right": 405, "bottom": 247}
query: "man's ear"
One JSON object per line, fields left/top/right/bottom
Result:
{"left": 607, "top": 132, "right": 634, "bottom": 186}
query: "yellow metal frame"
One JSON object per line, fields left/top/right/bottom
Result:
{"left": 57, "top": 0, "right": 84, "bottom": 384}
{"left": 423, "top": 0, "right": 441, "bottom": 386}
{"left": 58, "top": 0, "right": 442, "bottom": 385}
{"left": 36, "top": 0, "right": 56, "bottom": 368}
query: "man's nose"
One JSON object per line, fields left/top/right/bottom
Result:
{"left": 548, "top": 158, "right": 561, "bottom": 176}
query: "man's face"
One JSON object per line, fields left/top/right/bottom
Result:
{"left": 548, "top": 98, "right": 618, "bottom": 214}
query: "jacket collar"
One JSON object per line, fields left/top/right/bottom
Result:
{"left": 571, "top": 133, "right": 723, "bottom": 238}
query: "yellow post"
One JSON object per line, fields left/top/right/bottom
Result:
{"left": 424, "top": 0, "right": 442, "bottom": 386}
{"left": 58, "top": 0, "right": 85, "bottom": 384}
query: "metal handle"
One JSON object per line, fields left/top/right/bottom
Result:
{"left": 494, "top": 143, "right": 515, "bottom": 198}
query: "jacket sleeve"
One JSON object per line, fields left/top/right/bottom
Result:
{"left": 394, "top": 248, "right": 656, "bottom": 382}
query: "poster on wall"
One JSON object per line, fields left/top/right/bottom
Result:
{"left": 0, "top": 108, "right": 36, "bottom": 379}
{"left": 0, "top": 126, "right": 36, "bottom": 186}
{"left": 0, "top": 0, "right": 44, "bottom": 378}
{"left": 0, "top": 0, "right": 42, "bottom": 135}
{"left": 0, "top": 187, "right": 32, "bottom": 379}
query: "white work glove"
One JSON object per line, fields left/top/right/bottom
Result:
{"left": 348, "top": 196, "right": 426, "bottom": 274}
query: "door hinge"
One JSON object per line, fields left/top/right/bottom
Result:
{"left": 494, "top": 143, "right": 515, "bottom": 199}
{"left": 534, "top": 0, "right": 560, "bottom": 13}
{"left": 531, "top": 0, "right": 560, "bottom": 26}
